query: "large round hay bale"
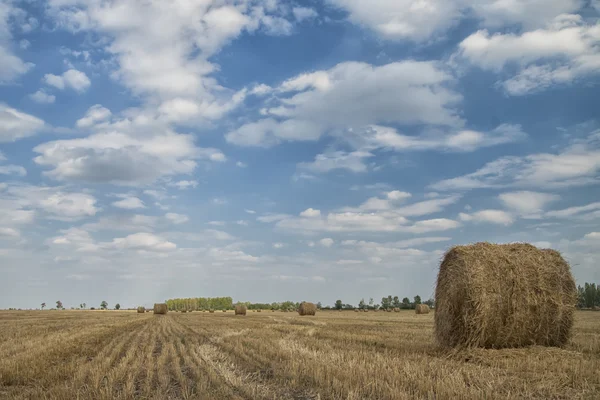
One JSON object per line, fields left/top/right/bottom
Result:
{"left": 137, "top": 306, "right": 145, "bottom": 314}
{"left": 415, "top": 304, "right": 430, "bottom": 314}
{"left": 235, "top": 305, "right": 247, "bottom": 315}
{"left": 153, "top": 303, "right": 168, "bottom": 315}
{"left": 435, "top": 243, "right": 576, "bottom": 348}
{"left": 298, "top": 302, "right": 317, "bottom": 316}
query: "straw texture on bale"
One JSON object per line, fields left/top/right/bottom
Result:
{"left": 153, "top": 303, "right": 168, "bottom": 315}
{"left": 435, "top": 242, "right": 576, "bottom": 349}
{"left": 298, "top": 302, "right": 317, "bottom": 316}
{"left": 415, "top": 304, "right": 430, "bottom": 314}
{"left": 137, "top": 307, "right": 145, "bottom": 314}
{"left": 235, "top": 305, "right": 247, "bottom": 315}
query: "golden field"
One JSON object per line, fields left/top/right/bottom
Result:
{"left": 0, "top": 310, "right": 598, "bottom": 399}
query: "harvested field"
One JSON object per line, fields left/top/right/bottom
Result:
{"left": 0, "top": 310, "right": 599, "bottom": 399}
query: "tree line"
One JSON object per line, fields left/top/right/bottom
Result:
{"left": 578, "top": 283, "right": 600, "bottom": 308}
{"left": 165, "top": 297, "right": 233, "bottom": 311}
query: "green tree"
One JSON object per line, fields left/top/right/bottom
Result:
{"left": 414, "top": 295, "right": 422, "bottom": 307}
{"left": 401, "top": 297, "right": 411, "bottom": 309}
{"left": 316, "top": 302, "right": 322, "bottom": 310}
{"left": 100, "top": 301, "right": 108, "bottom": 310}
{"left": 115, "top": 303, "right": 121, "bottom": 310}
{"left": 584, "top": 283, "right": 597, "bottom": 308}
{"left": 41, "top": 302, "right": 46, "bottom": 310}
{"left": 56, "top": 300, "right": 63, "bottom": 309}
{"left": 83, "top": 303, "right": 86, "bottom": 309}
{"left": 392, "top": 296, "right": 401, "bottom": 309}
{"left": 381, "top": 295, "right": 393, "bottom": 310}
{"left": 358, "top": 298, "right": 366, "bottom": 309}
{"left": 335, "top": 300, "right": 343, "bottom": 310}
{"left": 369, "top": 298, "right": 374, "bottom": 309}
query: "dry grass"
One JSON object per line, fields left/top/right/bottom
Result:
{"left": 436, "top": 243, "right": 577, "bottom": 348}
{"left": 0, "top": 310, "right": 598, "bottom": 399}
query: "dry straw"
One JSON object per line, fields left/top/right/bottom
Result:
{"left": 435, "top": 242, "right": 576, "bottom": 348}
{"left": 415, "top": 304, "right": 430, "bottom": 314}
{"left": 153, "top": 303, "right": 168, "bottom": 315}
{"left": 235, "top": 305, "right": 247, "bottom": 316}
{"left": 298, "top": 302, "right": 317, "bottom": 316}
{"left": 137, "top": 307, "right": 145, "bottom": 314}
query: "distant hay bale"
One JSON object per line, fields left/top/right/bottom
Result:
{"left": 298, "top": 302, "right": 317, "bottom": 316}
{"left": 153, "top": 303, "right": 168, "bottom": 315}
{"left": 386, "top": 309, "right": 392, "bottom": 313}
{"left": 393, "top": 308, "right": 400, "bottom": 313}
{"left": 222, "top": 310, "right": 227, "bottom": 313}
{"left": 181, "top": 310, "right": 187, "bottom": 313}
{"left": 137, "top": 307, "right": 145, "bottom": 314}
{"left": 592, "top": 306, "right": 599, "bottom": 312}
{"left": 145, "top": 309, "right": 150, "bottom": 313}
{"left": 235, "top": 305, "right": 247, "bottom": 316}
{"left": 415, "top": 304, "right": 430, "bottom": 314}
{"left": 364, "top": 309, "right": 369, "bottom": 313}
{"left": 435, "top": 242, "right": 576, "bottom": 349}
{"left": 257, "top": 309, "right": 262, "bottom": 312}
{"left": 209, "top": 310, "right": 215, "bottom": 313}
{"left": 272, "top": 309, "right": 276, "bottom": 312}
{"left": 354, "top": 309, "right": 359, "bottom": 313}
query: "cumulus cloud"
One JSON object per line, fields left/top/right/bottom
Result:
{"left": 459, "top": 209, "right": 515, "bottom": 225}
{"left": 0, "top": 104, "right": 45, "bottom": 142}
{"left": 300, "top": 208, "right": 321, "bottom": 218}
{"left": 76, "top": 105, "right": 112, "bottom": 128}
{"left": 457, "top": 14, "right": 600, "bottom": 95}
{"left": 298, "top": 150, "right": 374, "bottom": 173}
{"left": 226, "top": 61, "right": 462, "bottom": 147}
{"left": 499, "top": 191, "right": 560, "bottom": 214}
{"left": 29, "top": 90, "right": 56, "bottom": 104}
{"left": 432, "top": 129, "right": 600, "bottom": 190}
{"left": 165, "top": 213, "right": 189, "bottom": 224}
{"left": 33, "top": 129, "right": 224, "bottom": 185}
{"left": 0, "top": 164, "right": 26, "bottom": 176}
{"left": 319, "top": 238, "right": 334, "bottom": 247}
{"left": 0, "top": 1, "right": 33, "bottom": 83}
{"left": 293, "top": 7, "right": 318, "bottom": 22}
{"left": 44, "top": 69, "right": 91, "bottom": 92}
{"left": 112, "top": 195, "right": 145, "bottom": 210}
{"left": 107, "top": 232, "right": 176, "bottom": 252}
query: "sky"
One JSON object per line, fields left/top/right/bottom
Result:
{"left": 0, "top": 0, "right": 599, "bottom": 309}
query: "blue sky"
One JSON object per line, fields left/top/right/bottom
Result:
{"left": 1, "top": 0, "right": 599, "bottom": 309}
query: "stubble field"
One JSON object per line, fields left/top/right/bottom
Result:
{"left": 0, "top": 310, "right": 599, "bottom": 399}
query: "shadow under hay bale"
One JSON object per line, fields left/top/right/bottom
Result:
{"left": 415, "top": 304, "right": 430, "bottom": 314}
{"left": 435, "top": 242, "right": 576, "bottom": 349}
{"left": 235, "top": 305, "right": 247, "bottom": 316}
{"left": 153, "top": 303, "right": 168, "bottom": 315}
{"left": 298, "top": 302, "right": 317, "bottom": 316}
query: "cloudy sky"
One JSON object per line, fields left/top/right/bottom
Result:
{"left": 1, "top": 0, "right": 599, "bottom": 309}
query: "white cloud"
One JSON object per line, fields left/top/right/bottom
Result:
{"left": 0, "top": 104, "right": 45, "bottom": 142}
{"left": 432, "top": 130, "right": 600, "bottom": 190}
{"left": 212, "top": 197, "right": 228, "bottom": 205}
{"left": 357, "top": 124, "right": 526, "bottom": 152}
{"left": 342, "top": 236, "right": 451, "bottom": 248}
{"left": 76, "top": 105, "right": 111, "bottom": 128}
{"left": 545, "top": 202, "right": 600, "bottom": 218}
{"left": 236, "top": 161, "right": 247, "bottom": 168}
{"left": 165, "top": 213, "right": 189, "bottom": 224}
{"left": 327, "top": 0, "right": 462, "bottom": 41}
{"left": 459, "top": 209, "right": 514, "bottom": 225}
{"left": 298, "top": 150, "right": 374, "bottom": 173}
{"left": 0, "top": 1, "right": 33, "bottom": 82}
{"left": 0, "top": 227, "right": 20, "bottom": 238}
{"left": 29, "top": 90, "right": 56, "bottom": 104}
{"left": 300, "top": 208, "right": 321, "bottom": 218}
{"left": 169, "top": 180, "right": 198, "bottom": 190}
{"left": 108, "top": 232, "right": 176, "bottom": 252}
{"left": 387, "top": 190, "right": 412, "bottom": 201}
{"left": 457, "top": 14, "right": 600, "bottom": 95}
{"left": 319, "top": 238, "right": 334, "bottom": 247}
{"left": 33, "top": 129, "right": 224, "bottom": 185}
{"left": 471, "top": 0, "right": 583, "bottom": 29}
{"left": 273, "top": 242, "right": 285, "bottom": 248}
{"left": 3, "top": 185, "right": 98, "bottom": 221}
{"left": 499, "top": 191, "right": 560, "bottom": 214}
{"left": 227, "top": 61, "right": 462, "bottom": 147}
{"left": 44, "top": 69, "right": 91, "bottom": 92}
{"left": 244, "top": 209, "right": 256, "bottom": 214}
{"left": 293, "top": 7, "right": 318, "bottom": 22}
{"left": 257, "top": 213, "right": 291, "bottom": 223}
{"left": 112, "top": 195, "right": 145, "bottom": 210}
{"left": 0, "top": 164, "right": 26, "bottom": 176}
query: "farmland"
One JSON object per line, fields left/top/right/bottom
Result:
{"left": 0, "top": 310, "right": 599, "bottom": 399}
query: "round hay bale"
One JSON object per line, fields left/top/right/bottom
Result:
{"left": 272, "top": 309, "right": 276, "bottom": 312}
{"left": 181, "top": 310, "right": 187, "bottom": 313}
{"left": 222, "top": 310, "right": 227, "bottom": 313}
{"left": 137, "top": 307, "right": 145, "bottom": 314}
{"left": 386, "top": 309, "right": 392, "bottom": 313}
{"left": 393, "top": 308, "right": 400, "bottom": 313}
{"left": 415, "top": 304, "right": 430, "bottom": 314}
{"left": 235, "top": 305, "right": 247, "bottom": 316}
{"left": 209, "top": 310, "right": 215, "bottom": 313}
{"left": 153, "top": 303, "right": 168, "bottom": 315}
{"left": 435, "top": 243, "right": 576, "bottom": 348}
{"left": 592, "top": 306, "right": 599, "bottom": 312}
{"left": 354, "top": 309, "right": 359, "bottom": 313}
{"left": 257, "top": 309, "right": 262, "bottom": 313}
{"left": 298, "top": 302, "right": 317, "bottom": 316}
